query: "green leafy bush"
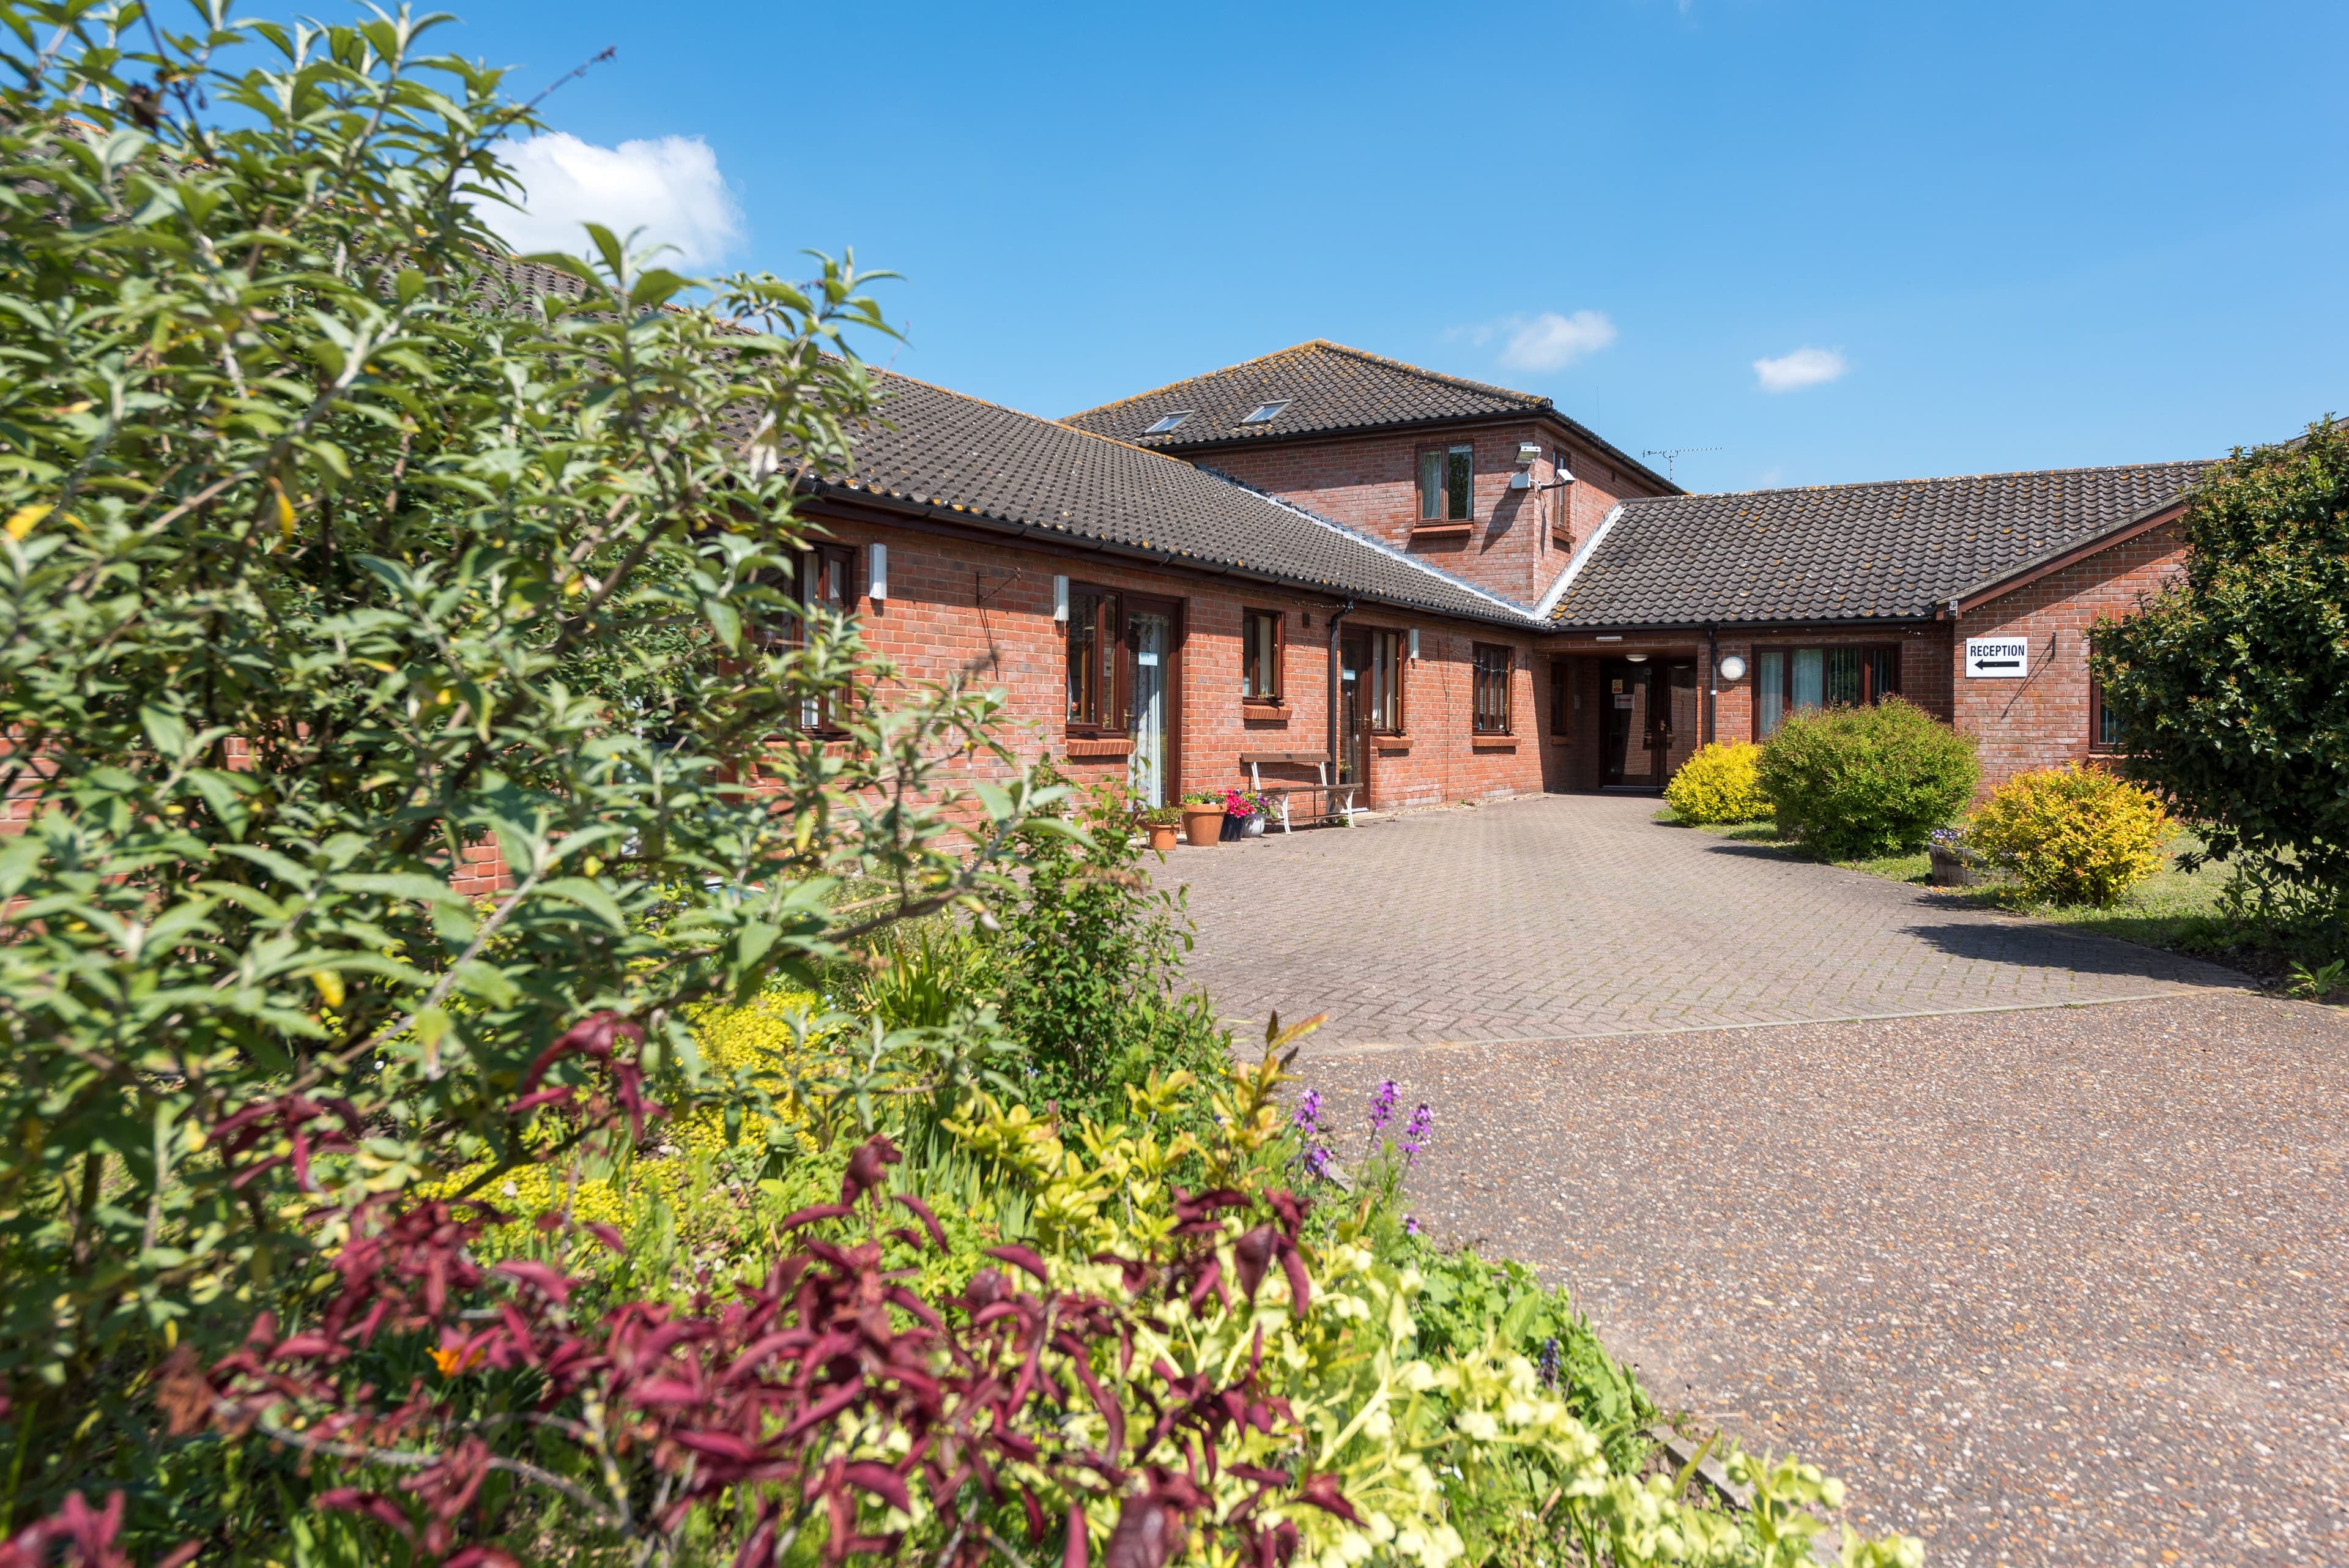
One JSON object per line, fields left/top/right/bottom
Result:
{"left": 989, "top": 771, "right": 1225, "bottom": 1118}
{"left": 1757, "top": 697, "right": 1979, "bottom": 860}
{"left": 2093, "top": 418, "right": 2349, "bottom": 933}
{"left": 0, "top": 5, "right": 1050, "bottom": 1542}
{"left": 1664, "top": 741, "right": 1770, "bottom": 823}
{"left": 1968, "top": 764, "right": 2173, "bottom": 906}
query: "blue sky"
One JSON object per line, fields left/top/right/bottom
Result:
{"left": 444, "top": 1, "right": 2347, "bottom": 495}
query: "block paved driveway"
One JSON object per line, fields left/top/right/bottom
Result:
{"left": 1154, "top": 796, "right": 2349, "bottom": 1566}
{"left": 1159, "top": 792, "right": 2246, "bottom": 1049}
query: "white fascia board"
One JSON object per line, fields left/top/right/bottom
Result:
{"left": 1534, "top": 503, "right": 1624, "bottom": 620}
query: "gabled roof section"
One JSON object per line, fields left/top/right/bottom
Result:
{"left": 1064, "top": 341, "right": 1675, "bottom": 490}
{"left": 1548, "top": 459, "right": 2209, "bottom": 629}
{"left": 824, "top": 372, "right": 1546, "bottom": 626}
{"left": 461, "top": 256, "right": 1542, "bottom": 625}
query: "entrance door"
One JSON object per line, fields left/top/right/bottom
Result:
{"left": 1659, "top": 660, "right": 1700, "bottom": 781}
{"left": 1337, "top": 630, "right": 1370, "bottom": 789}
{"left": 1126, "top": 604, "right": 1177, "bottom": 806}
{"left": 1601, "top": 660, "right": 1653, "bottom": 786}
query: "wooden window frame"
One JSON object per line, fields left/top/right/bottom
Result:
{"left": 1750, "top": 643, "right": 1904, "bottom": 740}
{"left": 794, "top": 543, "right": 858, "bottom": 735}
{"left": 1241, "top": 608, "right": 1285, "bottom": 705}
{"left": 1064, "top": 584, "right": 1126, "bottom": 736}
{"left": 1414, "top": 442, "right": 1477, "bottom": 533}
{"left": 2088, "top": 668, "right": 2121, "bottom": 755}
{"left": 1365, "top": 626, "right": 1405, "bottom": 734}
{"left": 1471, "top": 642, "right": 1513, "bottom": 735}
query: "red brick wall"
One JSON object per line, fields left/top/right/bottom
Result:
{"left": 1953, "top": 519, "right": 2187, "bottom": 794}
{"left": 1201, "top": 422, "right": 1661, "bottom": 607}
{"left": 809, "top": 508, "right": 1549, "bottom": 813}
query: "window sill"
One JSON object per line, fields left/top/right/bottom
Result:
{"left": 1242, "top": 700, "right": 1288, "bottom": 723}
{"left": 1373, "top": 734, "right": 1412, "bottom": 753}
{"left": 1549, "top": 736, "right": 1573, "bottom": 747}
{"left": 1471, "top": 735, "right": 1516, "bottom": 751}
{"left": 1551, "top": 532, "right": 1575, "bottom": 551}
{"left": 1411, "top": 522, "right": 1472, "bottom": 541}
{"left": 1064, "top": 735, "right": 1134, "bottom": 759}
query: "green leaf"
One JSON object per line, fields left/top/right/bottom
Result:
{"left": 539, "top": 877, "right": 628, "bottom": 932}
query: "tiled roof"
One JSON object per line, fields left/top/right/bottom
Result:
{"left": 462, "top": 255, "right": 1540, "bottom": 626}
{"left": 1548, "top": 461, "right": 2210, "bottom": 628}
{"left": 825, "top": 372, "right": 1544, "bottom": 626}
{"left": 1064, "top": 341, "right": 1672, "bottom": 488}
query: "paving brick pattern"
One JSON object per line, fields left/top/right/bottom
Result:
{"left": 1156, "top": 793, "right": 2246, "bottom": 1049}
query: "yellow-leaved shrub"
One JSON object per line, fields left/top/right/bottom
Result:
{"left": 443, "top": 993, "right": 827, "bottom": 1234}
{"left": 1967, "top": 763, "right": 2173, "bottom": 906}
{"left": 1664, "top": 740, "right": 1770, "bottom": 823}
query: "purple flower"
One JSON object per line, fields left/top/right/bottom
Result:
{"left": 1293, "top": 1089, "right": 1323, "bottom": 1134}
{"left": 1538, "top": 1336, "right": 1560, "bottom": 1390}
{"left": 1303, "top": 1145, "right": 1334, "bottom": 1180}
{"left": 1368, "top": 1079, "right": 1398, "bottom": 1135}
{"left": 1404, "top": 1215, "right": 1420, "bottom": 1236}
{"left": 1400, "top": 1102, "right": 1433, "bottom": 1164}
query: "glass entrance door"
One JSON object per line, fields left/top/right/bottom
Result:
{"left": 1601, "top": 660, "right": 1653, "bottom": 785}
{"left": 1127, "top": 611, "right": 1171, "bottom": 806}
{"left": 1338, "top": 630, "right": 1369, "bottom": 787}
{"left": 1660, "top": 660, "right": 1700, "bottom": 781}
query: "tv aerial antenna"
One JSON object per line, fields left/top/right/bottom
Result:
{"left": 1643, "top": 446, "right": 1721, "bottom": 483}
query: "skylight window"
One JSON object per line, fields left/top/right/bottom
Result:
{"left": 1239, "top": 400, "right": 1290, "bottom": 425}
{"left": 1143, "top": 411, "right": 1192, "bottom": 435}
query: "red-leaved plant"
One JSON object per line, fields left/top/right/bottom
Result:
{"left": 71, "top": 1126, "right": 1350, "bottom": 1568}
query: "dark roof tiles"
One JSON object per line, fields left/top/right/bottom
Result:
{"left": 462, "top": 255, "right": 1539, "bottom": 626}
{"left": 1064, "top": 340, "right": 1550, "bottom": 450}
{"left": 828, "top": 372, "right": 1543, "bottom": 626}
{"left": 1549, "top": 461, "right": 2209, "bottom": 628}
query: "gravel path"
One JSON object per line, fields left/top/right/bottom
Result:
{"left": 1298, "top": 994, "right": 2349, "bottom": 1566}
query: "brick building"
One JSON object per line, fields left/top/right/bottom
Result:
{"left": 819, "top": 346, "right": 2216, "bottom": 809}
{"left": 1531, "top": 463, "right": 2207, "bottom": 796}
{"left": 484, "top": 259, "right": 2227, "bottom": 817}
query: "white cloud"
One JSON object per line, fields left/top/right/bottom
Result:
{"left": 1497, "top": 310, "right": 1618, "bottom": 372}
{"left": 480, "top": 132, "right": 743, "bottom": 269}
{"left": 1753, "top": 346, "right": 1849, "bottom": 394}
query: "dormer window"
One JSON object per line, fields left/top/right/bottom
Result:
{"left": 1143, "top": 411, "right": 1191, "bottom": 435}
{"left": 1239, "top": 400, "right": 1290, "bottom": 425}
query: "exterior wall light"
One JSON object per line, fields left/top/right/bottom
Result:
{"left": 1717, "top": 654, "right": 1748, "bottom": 682}
{"left": 1408, "top": 628, "right": 1419, "bottom": 662}
{"left": 867, "top": 542, "right": 887, "bottom": 603}
{"left": 1052, "top": 574, "right": 1069, "bottom": 623}
{"left": 1625, "top": 653, "right": 1648, "bottom": 663}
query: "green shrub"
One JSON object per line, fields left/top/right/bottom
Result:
{"left": 1757, "top": 697, "right": 1979, "bottom": 860}
{"left": 990, "top": 771, "right": 1226, "bottom": 1118}
{"left": 1664, "top": 740, "right": 1771, "bottom": 823}
{"left": 1968, "top": 764, "right": 2173, "bottom": 906}
{"left": 2093, "top": 418, "right": 2349, "bottom": 926}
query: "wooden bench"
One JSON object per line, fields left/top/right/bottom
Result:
{"left": 1238, "top": 751, "right": 1359, "bottom": 833}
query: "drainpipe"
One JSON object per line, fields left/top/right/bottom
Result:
{"left": 1326, "top": 599, "right": 1356, "bottom": 782}
{"left": 1704, "top": 623, "right": 1718, "bottom": 746}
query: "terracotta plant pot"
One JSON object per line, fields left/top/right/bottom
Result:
{"left": 1180, "top": 805, "right": 1225, "bottom": 846}
{"left": 1145, "top": 822, "right": 1179, "bottom": 852}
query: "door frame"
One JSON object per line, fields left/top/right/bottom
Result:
{"left": 1654, "top": 658, "right": 1699, "bottom": 781}
{"left": 1124, "top": 593, "right": 1183, "bottom": 803}
{"left": 1337, "top": 627, "right": 1371, "bottom": 790}
{"left": 1599, "top": 658, "right": 1650, "bottom": 786}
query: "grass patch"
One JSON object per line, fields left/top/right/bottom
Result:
{"left": 1655, "top": 806, "right": 2296, "bottom": 983}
